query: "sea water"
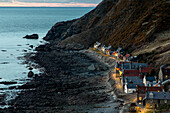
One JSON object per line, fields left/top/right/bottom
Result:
{"left": 0, "top": 7, "right": 93, "bottom": 102}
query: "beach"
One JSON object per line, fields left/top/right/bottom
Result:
{"left": 0, "top": 47, "right": 121, "bottom": 113}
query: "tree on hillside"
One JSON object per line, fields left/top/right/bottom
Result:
{"left": 149, "top": 69, "right": 156, "bottom": 76}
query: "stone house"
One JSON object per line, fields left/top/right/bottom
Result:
{"left": 137, "top": 86, "right": 164, "bottom": 105}
{"left": 124, "top": 76, "right": 144, "bottom": 93}
{"left": 144, "top": 92, "right": 170, "bottom": 109}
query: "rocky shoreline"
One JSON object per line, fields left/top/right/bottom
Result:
{"left": 0, "top": 47, "right": 121, "bottom": 113}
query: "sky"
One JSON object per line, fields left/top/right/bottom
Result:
{"left": 0, "top": 0, "right": 102, "bottom": 7}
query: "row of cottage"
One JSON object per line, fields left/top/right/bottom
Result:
{"left": 93, "top": 42, "right": 170, "bottom": 110}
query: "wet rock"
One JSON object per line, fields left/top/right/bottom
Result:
{"left": 0, "top": 62, "right": 9, "bottom": 64}
{"left": 28, "top": 67, "right": 33, "bottom": 70}
{"left": 23, "top": 34, "right": 39, "bottom": 39}
{"left": 28, "top": 71, "right": 34, "bottom": 77}
{"left": 35, "top": 45, "right": 46, "bottom": 51}
{"left": 0, "top": 81, "right": 17, "bottom": 85}
{"left": 1, "top": 50, "right": 7, "bottom": 52}
{"left": 88, "top": 64, "right": 96, "bottom": 71}
{"left": 22, "top": 50, "right": 27, "bottom": 52}
{"left": 29, "top": 45, "right": 33, "bottom": 48}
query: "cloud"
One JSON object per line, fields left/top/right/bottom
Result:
{"left": 0, "top": 0, "right": 100, "bottom": 7}
{"left": 0, "top": 0, "right": 101, "bottom": 7}
{"left": 0, "top": 0, "right": 101, "bottom": 3}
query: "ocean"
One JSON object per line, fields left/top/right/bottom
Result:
{"left": 0, "top": 7, "right": 93, "bottom": 100}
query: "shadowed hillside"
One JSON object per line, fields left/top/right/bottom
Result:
{"left": 44, "top": 0, "right": 170, "bottom": 66}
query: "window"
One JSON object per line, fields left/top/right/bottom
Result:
{"left": 139, "top": 97, "right": 142, "bottom": 101}
{"left": 165, "top": 75, "right": 168, "bottom": 79}
{"left": 150, "top": 100, "right": 153, "bottom": 103}
{"left": 165, "top": 100, "right": 167, "bottom": 103}
{"left": 141, "top": 90, "right": 144, "bottom": 93}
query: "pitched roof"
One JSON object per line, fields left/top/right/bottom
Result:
{"left": 146, "top": 92, "right": 170, "bottom": 100}
{"left": 123, "top": 76, "right": 143, "bottom": 84}
{"left": 117, "top": 62, "right": 148, "bottom": 70}
{"left": 125, "top": 54, "right": 130, "bottom": 58}
{"left": 127, "top": 84, "right": 144, "bottom": 88}
{"left": 137, "top": 86, "right": 164, "bottom": 94}
{"left": 140, "top": 67, "right": 154, "bottom": 73}
{"left": 146, "top": 76, "right": 156, "bottom": 82}
{"left": 123, "top": 70, "right": 139, "bottom": 77}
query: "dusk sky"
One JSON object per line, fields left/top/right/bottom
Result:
{"left": 0, "top": 0, "right": 102, "bottom": 7}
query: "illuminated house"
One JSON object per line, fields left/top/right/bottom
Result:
{"left": 116, "top": 62, "right": 148, "bottom": 70}
{"left": 144, "top": 92, "right": 170, "bottom": 109}
{"left": 123, "top": 54, "right": 130, "bottom": 61}
{"left": 143, "top": 76, "right": 157, "bottom": 86}
{"left": 120, "top": 70, "right": 143, "bottom": 93}
{"left": 124, "top": 76, "right": 144, "bottom": 93}
{"left": 159, "top": 64, "right": 170, "bottom": 82}
{"left": 94, "top": 42, "right": 101, "bottom": 49}
{"left": 137, "top": 86, "right": 164, "bottom": 105}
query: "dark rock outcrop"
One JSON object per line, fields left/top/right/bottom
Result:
{"left": 23, "top": 34, "right": 39, "bottom": 39}
{"left": 28, "top": 71, "right": 34, "bottom": 77}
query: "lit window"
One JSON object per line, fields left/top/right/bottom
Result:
{"left": 139, "top": 97, "right": 142, "bottom": 100}
{"left": 158, "top": 90, "right": 159, "bottom": 92}
{"left": 129, "top": 89, "right": 131, "bottom": 92}
{"left": 165, "top": 75, "right": 168, "bottom": 79}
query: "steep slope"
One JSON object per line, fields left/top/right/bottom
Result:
{"left": 44, "top": 0, "right": 170, "bottom": 66}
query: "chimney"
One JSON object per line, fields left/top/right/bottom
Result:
{"left": 149, "top": 92, "right": 154, "bottom": 99}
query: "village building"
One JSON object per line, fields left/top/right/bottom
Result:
{"left": 123, "top": 54, "right": 130, "bottom": 62}
{"left": 116, "top": 62, "right": 148, "bottom": 71}
{"left": 143, "top": 76, "right": 157, "bottom": 86}
{"left": 139, "top": 67, "right": 154, "bottom": 76}
{"left": 123, "top": 76, "right": 144, "bottom": 93}
{"left": 94, "top": 42, "right": 101, "bottom": 49}
{"left": 144, "top": 92, "right": 170, "bottom": 109}
{"left": 159, "top": 64, "right": 170, "bottom": 82}
{"left": 137, "top": 86, "right": 164, "bottom": 105}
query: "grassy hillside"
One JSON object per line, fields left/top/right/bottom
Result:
{"left": 44, "top": 0, "right": 170, "bottom": 67}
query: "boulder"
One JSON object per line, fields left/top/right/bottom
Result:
{"left": 88, "top": 64, "right": 96, "bottom": 71}
{"left": 29, "top": 45, "right": 33, "bottom": 48}
{"left": 28, "top": 71, "right": 34, "bottom": 77}
{"left": 23, "top": 34, "right": 39, "bottom": 39}
{"left": 35, "top": 44, "right": 51, "bottom": 52}
{"left": 35, "top": 45, "right": 46, "bottom": 51}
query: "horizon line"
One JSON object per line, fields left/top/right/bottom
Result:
{"left": 0, "top": 6, "right": 95, "bottom": 8}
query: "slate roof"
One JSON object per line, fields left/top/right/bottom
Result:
{"left": 127, "top": 84, "right": 144, "bottom": 88}
{"left": 146, "top": 92, "right": 170, "bottom": 100}
{"left": 123, "top": 70, "right": 139, "bottom": 77}
{"left": 116, "top": 62, "right": 148, "bottom": 70}
{"left": 146, "top": 76, "right": 156, "bottom": 82}
{"left": 137, "top": 86, "right": 164, "bottom": 94}
{"left": 123, "top": 76, "right": 143, "bottom": 84}
{"left": 140, "top": 67, "right": 154, "bottom": 73}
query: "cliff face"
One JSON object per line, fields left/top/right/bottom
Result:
{"left": 44, "top": 0, "right": 170, "bottom": 66}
